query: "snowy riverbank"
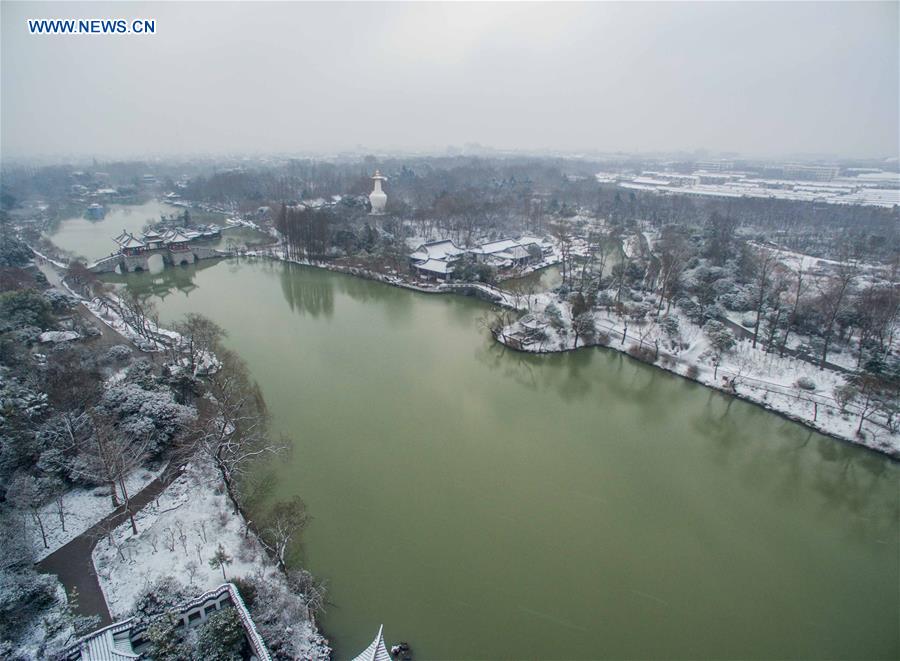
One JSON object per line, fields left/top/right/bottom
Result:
{"left": 496, "top": 294, "right": 900, "bottom": 459}
{"left": 92, "top": 458, "right": 330, "bottom": 659}
{"left": 242, "top": 247, "right": 898, "bottom": 458}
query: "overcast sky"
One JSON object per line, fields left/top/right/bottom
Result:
{"left": 2, "top": 1, "right": 898, "bottom": 159}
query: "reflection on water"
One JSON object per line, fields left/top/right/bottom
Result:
{"left": 279, "top": 262, "right": 335, "bottom": 318}
{"left": 115, "top": 258, "right": 898, "bottom": 660}
{"left": 103, "top": 259, "right": 219, "bottom": 301}
{"left": 210, "top": 226, "right": 272, "bottom": 251}
{"left": 503, "top": 264, "right": 563, "bottom": 293}
{"left": 49, "top": 200, "right": 180, "bottom": 261}
{"left": 503, "top": 241, "right": 623, "bottom": 294}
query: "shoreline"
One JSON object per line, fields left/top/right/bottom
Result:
{"left": 29, "top": 248, "right": 332, "bottom": 656}
{"left": 241, "top": 249, "right": 899, "bottom": 461}
{"left": 501, "top": 337, "right": 899, "bottom": 461}
{"left": 39, "top": 242, "right": 900, "bottom": 459}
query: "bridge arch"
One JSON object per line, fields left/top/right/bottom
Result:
{"left": 146, "top": 253, "right": 165, "bottom": 273}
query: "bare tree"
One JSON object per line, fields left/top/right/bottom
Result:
{"left": 67, "top": 412, "right": 154, "bottom": 532}
{"left": 749, "top": 248, "right": 778, "bottom": 348}
{"left": 8, "top": 473, "right": 52, "bottom": 549}
{"left": 171, "top": 313, "right": 226, "bottom": 376}
{"left": 815, "top": 257, "right": 858, "bottom": 368}
{"left": 259, "top": 496, "right": 309, "bottom": 570}
{"left": 193, "top": 348, "right": 283, "bottom": 499}
{"left": 779, "top": 258, "right": 808, "bottom": 357}
{"left": 654, "top": 225, "right": 689, "bottom": 317}
{"left": 550, "top": 221, "right": 574, "bottom": 288}
{"left": 288, "top": 568, "right": 329, "bottom": 617}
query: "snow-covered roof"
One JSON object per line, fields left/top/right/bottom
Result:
{"left": 39, "top": 330, "right": 81, "bottom": 343}
{"left": 113, "top": 232, "right": 146, "bottom": 249}
{"left": 142, "top": 229, "right": 163, "bottom": 240}
{"left": 414, "top": 258, "right": 453, "bottom": 274}
{"left": 632, "top": 176, "right": 671, "bottom": 186}
{"left": 66, "top": 584, "right": 271, "bottom": 661}
{"left": 516, "top": 236, "right": 548, "bottom": 247}
{"left": 504, "top": 245, "right": 532, "bottom": 260}
{"left": 70, "top": 619, "right": 138, "bottom": 661}
{"left": 350, "top": 625, "right": 391, "bottom": 661}
{"left": 469, "top": 236, "right": 545, "bottom": 256}
{"left": 410, "top": 239, "right": 463, "bottom": 261}
{"left": 467, "top": 239, "right": 514, "bottom": 255}
{"left": 166, "top": 229, "right": 192, "bottom": 243}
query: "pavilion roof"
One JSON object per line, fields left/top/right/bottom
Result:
{"left": 114, "top": 232, "right": 146, "bottom": 249}
{"left": 350, "top": 625, "right": 391, "bottom": 661}
{"left": 167, "top": 229, "right": 192, "bottom": 243}
{"left": 414, "top": 258, "right": 453, "bottom": 274}
{"left": 410, "top": 239, "right": 463, "bottom": 261}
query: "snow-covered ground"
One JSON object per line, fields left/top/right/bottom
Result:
{"left": 28, "top": 465, "right": 164, "bottom": 561}
{"left": 10, "top": 583, "right": 77, "bottom": 660}
{"left": 92, "top": 459, "right": 329, "bottom": 657}
{"left": 81, "top": 295, "right": 179, "bottom": 352}
{"left": 499, "top": 294, "right": 900, "bottom": 458}
{"left": 92, "top": 460, "right": 271, "bottom": 616}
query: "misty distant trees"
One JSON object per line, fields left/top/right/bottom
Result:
{"left": 275, "top": 204, "right": 333, "bottom": 259}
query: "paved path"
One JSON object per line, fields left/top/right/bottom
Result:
{"left": 36, "top": 463, "right": 184, "bottom": 625}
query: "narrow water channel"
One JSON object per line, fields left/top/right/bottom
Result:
{"left": 109, "top": 258, "right": 899, "bottom": 660}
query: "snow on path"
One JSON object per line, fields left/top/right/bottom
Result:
{"left": 29, "top": 465, "right": 165, "bottom": 561}
{"left": 92, "top": 460, "right": 277, "bottom": 617}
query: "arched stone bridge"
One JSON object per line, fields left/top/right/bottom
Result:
{"left": 88, "top": 245, "right": 229, "bottom": 274}
{"left": 440, "top": 282, "right": 521, "bottom": 309}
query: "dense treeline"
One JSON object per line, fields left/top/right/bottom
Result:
{"left": 543, "top": 208, "right": 900, "bottom": 433}
{"left": 1, "top": 244, "right": 323, "bottom": 656}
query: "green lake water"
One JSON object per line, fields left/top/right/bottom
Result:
{"left": 48, "top": 200, "right": 181, "bottom": 262}
{"left": 49, "top": 200, "right": 269, "bottom": 265}
{"left": 108, "top": 258, "right": 899, "bottom": 660}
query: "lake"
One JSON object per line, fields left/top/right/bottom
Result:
{"left": 109, "top": 258, "right": 899, "bottom": 660}
{"left": 49, "top": 200, "right": 270, "bottom": 265}
{"left": 48, "top": 199, "right": 182, "bottom": 262}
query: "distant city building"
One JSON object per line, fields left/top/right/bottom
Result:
{"left": 369, "top": 170, "right": 387, "bottom": 214}
{"left": 781, "top": 164, "right": 840, "bottom": 181}
{"left": 695, "top": 160, "right": 734, "bottom": 172}
{"left": 616, "top": 168, "right": 899, "bottom": 208}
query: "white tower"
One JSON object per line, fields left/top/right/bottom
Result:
{"left": 369, "top": 170, "right": 387, "bottom": 214}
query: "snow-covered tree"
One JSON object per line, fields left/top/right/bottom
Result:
{"left": 8, "top": 472, "right": 53, "bottom": 549}
{"left": 703, "top": 320, "right": 736, "bottom": 380}
{"left": 208, "top": 544, "right": 233, "bottom": 580}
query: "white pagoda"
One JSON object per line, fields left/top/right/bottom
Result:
{"left": 369, "top": 170, "right": 387, "bottom": 214}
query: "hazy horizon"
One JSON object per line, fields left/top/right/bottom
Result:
{"left": 2, "top": 2, "right": 898, "bottom": 160}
